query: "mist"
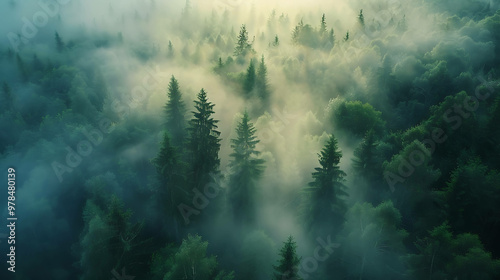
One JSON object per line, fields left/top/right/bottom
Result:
{"left": 1, "top": 0, "right": 500, "bottom": 279}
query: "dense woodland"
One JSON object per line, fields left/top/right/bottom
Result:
{"left": 1, "top": 0, "right": 500, "bottom": 279}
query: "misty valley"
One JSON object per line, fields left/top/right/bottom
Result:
{"left": 1, "top": 0, "right": 500, "bottom": 279}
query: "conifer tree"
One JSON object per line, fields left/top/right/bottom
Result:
{"left": 256, "top": 55, "right": 270, "bottom": 100}
{"left": 320, "top": 14, "right": 327, "bottom": 36}
{"left": 165, "top": 75, "right": 187, "bottom": 146}
{"left": 55, "top": 32, "right": 65, "bottom": 53}
{"left": 273, "top": 236, "right": 302, "bottom": 280}
{"left": 358, "top": 9, "right": 365, "bottom": 27}
{"left": 303, "top": 135, "right": 348, "bottom": 235}
{"left": 228, "top": 112, "right": 265, "bottom": 223}
{"left": 244, "top": 59, "right": 256, "bottom": 95}
{"left": 187, "top": 89, "right": 221, "bottom": 189}
{"left": 234, "top": 24, "right": 252, "bottom": 56}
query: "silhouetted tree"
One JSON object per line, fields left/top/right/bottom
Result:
{"left": 228, "top": 112, "right": 265, "bottom": 223}
{"left": 303, "top": 135, "right": 347, "bottom": 235}
{"left": 187, "top": 89, "right": 221, "bottom": 189}
{"left": 55, "top": 32, "right": 65, "bottom": 52}
{"left": 273, "top": 236, "right": 302, "bottom": 280}
{"left": 165, "top": 75, "right": 187, "bottom": 146}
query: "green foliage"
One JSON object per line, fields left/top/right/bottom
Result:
{"left": 333, "top": 100, "right": 385, "bottom": 136}
{"left": 273, "top": 236, "right": 302, "bottom": 280}
{"left": 55, "top": 31, "right": 65, "bottom": 53}
{"left": 187, "top": 89, "right": 221, "bottom": 188}
{"left": 337, "top": 201, "right": 408, "bottom": 279}
{"left": 408, "top": 222, "right": 500, "bottom": 280}
{"left": 303, "top": 135, "right": 347, "bottom": 235}
{"left": 165, "top": 75, "right": 187, "bottom": 146}
{"left": 234, "top": 24, "right": 252, "bottom": 57}
{"left": 228, "top": 112, "right": 265, "bottom": 222}
{"left": 239, "top": 231, "right": 276, "bottom": 280}
{"left": 243, "top": 59, "right": 256, "bottom": 94}
{"left": 163, "top": 234, "right": 234, "bottom": 280}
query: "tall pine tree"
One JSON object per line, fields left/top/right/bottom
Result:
{"left": 243, "top": 59, "right": 256, "bottom": 95}
{"left": 234, "top": 24, "right": 252, "bottom": 57}
{"left": 273, "top": 236, "right": 302, "bottom": 280}
{"left": 303, "top": 135, "right": 348, "bottom": 236}
{"left": 256, "top": 55, "right": 270, "bottom": 101}
{"left": 165, "top": 75, "right": 187, "bottom": 146}
{"left": 228, "top": 112, "right": 265, "bottom": 223}
{"left": 187, "top": 89, "right": 221, "bottom": 189}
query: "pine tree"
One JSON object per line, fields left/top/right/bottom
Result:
{"left": 344, "top": 31, "right": 349, "bottom": 41}
{"left": 15, "top": 54, "right": 28, "bottom": 82}
{"left": 152, "top": 133, "right": 186, "bottom": 240}
{"left": 165, "top": 75, "right": 187, "bottom": 146}
{"left": 320, "top": 14, "right": 327, "bottom": 36}
{"left": 358, "top": 9, "right": 365, "bottom": 27}
{"left": 234, "top": 24, "right": 252, "bottom": 57}
{"left": 167, "top": 40, "right": 174, "bottom": 58}
{"left": 228, "top": 112, "right": 265, "bottom": 223}
{"left": 273, "top": 34, "right": 280, "bottom": 46}
{"left": 55, "top": 32, "right": 65, "bottom": 53}
{"left": 273, "top": 236, "right": 302, "bottom": 280}
{"left": 256, "top": 55, "right": 270, "bottom": 100}
{"left": 303, "top": 135, "right": 348, "bottom": 235}
{"left": 352, "top": 129, "right": 378, "bottom": 179}
{"left": 329, "top": 28, "right": 335, "bottom": 47}
{"left": 243, "top": 59, "right": 256, "bottom": 95}
{"left": 187, "top": 89, "right": 222, "bottom": 189}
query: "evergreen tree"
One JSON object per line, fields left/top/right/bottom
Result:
{"left": 55, "top": 31, "right": 65, "bottom": 53}
{"left": 167, "top": 40, "right": 174, "bottom": 58}
{"left": 273, "top": 34, "right": 280, "bottom": 46}
{"left": 352, "top": 129, "right": 378, "bottom": 179}
{"left": 358, "top": 9, "right": 365, "bottom": 27}
{"left": 256, "top": 55, "right": 270, "bottom": 100}
{"left": 234, "top": 24, "right": 252, "bottom": 57}
{"left": 344, "top": 31, "right": 349, "bottom": 41}
{"left": 303, "top": 135, "right": 348, "bottom": 235}
{"left": 228, "top": 112, "right": 265, "bottom": 223}
{"left": 243, "top": 59, "right": 256, "bottom": 95}
{"left": 329, "top": 28, "right": 335, "bottom": 46}
{"left": 273, "top": 236, "right": 302, "bottom": 280}
{"left": 165, "top": 75, "right": 187, "bottom": 146}
{"left": 152, "top": 133, "right": 187, "bottom": 240}
{"left": 187, "top": 89, "right": 221, "bottom": 189}
{"left": 320, "top": 14, "right": 327, "bottom": 36}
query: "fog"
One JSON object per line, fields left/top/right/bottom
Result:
{"left": 1, "top": 0, "right": 500, "bottom": 279}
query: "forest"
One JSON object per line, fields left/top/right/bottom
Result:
{"left": 0, "top": 0, "right": 500, "bottom": 279}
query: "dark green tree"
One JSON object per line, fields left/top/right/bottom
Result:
{"left": 243, "top": 59, "right": 256, "bottom": 95}
{"left": 273, "top": 236, "right": 302, "bottom": 280}
{"left": 55, "top": 31, "right": 65, "bottom": 52}
{"left": 187, "top": 88, "right": 221, "bottom": 189}
{"left": 256, "top": 55, "right": 270, "bottom": 100}
{"left": 303, "top": 135, "right": 348, "bottom": 235}
{"left": 234, "top": 24, "right": 252, "bottom": 56}
{"left": 228, "top": 112, "right": 265, "bottom": 223}
{"left": 167, "top": 40, "right": 174, "bottom": 58}
{"left": 344, "top": 31, "right": 349, "bottom": 41}
{"left": 320, "top": 14, "right": 327, "bottom": 35}
{"left": 152, "top": 133, "right": 187, "bottom": 240}
{"left": 352, "top": 129, "right": 378, "bottom": 178}
{"left": 165, "top": 75, "right": 187, "bottom": 146}
{"left": 358, "top": 9, "right": 365, "bottom": 27}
